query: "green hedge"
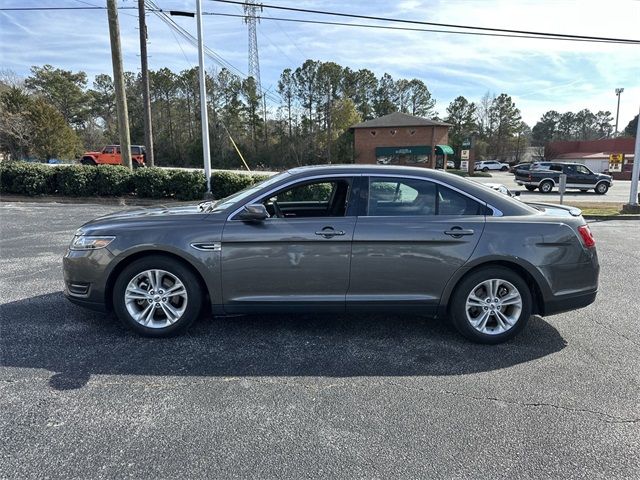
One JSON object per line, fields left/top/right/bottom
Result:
{"left": 0, "top": 162, "right": 270, "bottom": 201}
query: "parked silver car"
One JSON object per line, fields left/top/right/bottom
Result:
{"left": 64, "top": 165, "right": 599, "bottom": 344}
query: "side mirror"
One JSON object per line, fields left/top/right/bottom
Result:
{"left": 237, "top": 204, "right": 269, "bottom": 222}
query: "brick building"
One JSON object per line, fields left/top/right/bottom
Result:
{"left": 350, "top": 112, "right": 452, "bottom": 168}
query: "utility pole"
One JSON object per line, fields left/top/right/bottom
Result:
{"left": 623, "top": 105, "right": 640, "bottom": 213}
{"left": 138, "top": 0, "right": 154, "bottom": 166}
{"left": 263, "top": 92, "right": 268, "bottom": 147}
{"left": 615, "top": 88, "right": 624, "bottom": 136}
{"left": 107, "top": 0, "right": 132, "bottom": 169}
{"left": 326, "top": 84, "right": 332, "bottom": 164}
{"left": 196, "top": 0, "right": 212, "bottom": 197}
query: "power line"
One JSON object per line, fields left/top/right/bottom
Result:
{"left": 207, "top": 0, "right": 640, "bottom": 45}
{"left": 145, "top": 0, "right": 281, "bottom": 103}
{"left": 202, "top": 12, "right": 638, "bottom": 45}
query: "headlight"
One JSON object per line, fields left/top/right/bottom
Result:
{"left": 70, "top": 235, "right": 115, "bottom": 250}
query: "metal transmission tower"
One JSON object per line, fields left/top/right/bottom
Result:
{"left": 243, "top": 1, "right": 262, "bottom": 94}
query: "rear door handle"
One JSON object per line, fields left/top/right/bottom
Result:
{"left": 315, "top": 228, "right": 345, "bottom": 238}
{"left": 444, "top": 227, "right": 475, "bottom": 238}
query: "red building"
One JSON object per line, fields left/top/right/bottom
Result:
{"left": 546, "top": 137, "right": 636, "bottom": 179}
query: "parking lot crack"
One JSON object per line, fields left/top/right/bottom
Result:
{"left": 590, "top": 319, "right": 640, "bottom": 348}
{"left": 388, "top": 382, "right": 639, "bottom": 425}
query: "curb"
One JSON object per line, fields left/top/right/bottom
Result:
{"left": 585, "top": 215, "right": 640, "bottom": 221}
{"left": 3, "top": 194, "right": 640, "bottom": 220}
{"left": 0, "top": 194, "right": 189, "bottom": 207}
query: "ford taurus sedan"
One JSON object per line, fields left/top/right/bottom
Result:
{"left": 63, "top": 165, "right": 599, "bottom": 344}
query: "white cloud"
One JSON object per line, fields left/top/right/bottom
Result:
{"left": 0, "top": 0, "right": 638, "bottom": 126}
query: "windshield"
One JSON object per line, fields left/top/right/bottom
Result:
{"left": 199, "top": 171, "right": 290, "bottom": 213}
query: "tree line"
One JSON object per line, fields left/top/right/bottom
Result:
{"left": 1, "top": 62, "right": 633, "bottom": 168}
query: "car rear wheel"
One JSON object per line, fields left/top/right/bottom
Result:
{"left": 595, "top": 182, "right": 609, "bottom": 194}
{"left": 113, "top": 256, "right": 203, "bottom": 337}
{"left": 539, "top": 180, "right": 554, "bottom": 193}
{"left": 525, "top": 185, "right": 536, "bottom": 191}
{"left": 449, "top": 267, "right": 532, "bottom": 344}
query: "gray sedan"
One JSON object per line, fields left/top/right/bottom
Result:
{"left": 64, "top": 165, "right": 599, "bottom": 344}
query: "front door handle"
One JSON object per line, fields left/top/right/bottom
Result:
{"left": 315, "top": 227, "right": 345, "bottom": 238}
{"left": 444, "top": 227, "right": 475, "bottom": 238}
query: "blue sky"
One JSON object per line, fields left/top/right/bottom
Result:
{"left": 1, "top": 0, "right": 639, "bottom": 129}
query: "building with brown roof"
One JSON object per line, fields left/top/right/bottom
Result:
{"left": 545, "top": 137, "right": 636, "bottom": 179}
{"left": 350, "top": 112, "right": 453, "bottom": 168}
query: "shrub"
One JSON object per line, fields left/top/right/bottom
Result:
{"left": 94, "top": 165, "right": 133, "bottom": 196}
{"left": 166, "top": 169, "right": 206, "bottom": 200}
{"left": 210, "top": 171, "right": 270, "bottom": 199}
{"left": 0, "top": 162, "right": 57, "bottom": 196}
{"left": 210, "top": 171, "right": 255, "bottom": 199}
{"left": 56, "top": 165, "right": 99, "bottom": 196}
{"left": 132, "top": 167, "right": 170, "bottom": 198}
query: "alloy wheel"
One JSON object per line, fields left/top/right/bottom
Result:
{"left": 465, "top": 279, "right": 523, "bottom": 335}
{"left": 124, "top": 269, "right": 188, "bottom": 329}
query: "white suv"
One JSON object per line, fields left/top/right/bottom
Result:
{"left": 474, "top": 160, "right": 510, "bottom": 172}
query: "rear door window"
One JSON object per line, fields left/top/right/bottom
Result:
{"left": 367, "top": 177, "right": 487, "bottom": 216}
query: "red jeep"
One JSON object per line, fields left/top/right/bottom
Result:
{"left": 80, "top": 145, "right": 146, "bottom": 168}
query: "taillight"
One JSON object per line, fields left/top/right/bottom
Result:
{"left": 578, "top": 225, "right": 595, "bottom": 248}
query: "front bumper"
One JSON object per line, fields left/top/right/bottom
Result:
{"left": 63, "top": 248, "right": 115, "bottom": 311}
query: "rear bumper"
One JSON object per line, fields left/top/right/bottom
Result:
{"left": 542, "top": 289, "right": 597, "bottom": 316}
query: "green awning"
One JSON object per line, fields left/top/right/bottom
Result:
{"left": 436, "top": 145, "right": 454, "bottom": 155}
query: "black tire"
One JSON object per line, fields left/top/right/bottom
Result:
{"left": 482, "top": 167, "right": 489, "bottom": 172}
{"left": 525, "top": 185, "right": 536, "bottom": 192}
{"left": 500, "top": 166, "right": 508, "bottom": 171}
{"left": 449, "top": 267, "right": 532, "bottom": 344}
{"left": 595, "top": 182, "right": 609, "bottom": 195}
{"left": 112, "top": 255, "right": 203, "bottom": 337}
{"left": 80, "top": 157, "right": 96, "bottom": 166}
{"left": 539, "top": 180, "right": 554, "bottom": 193}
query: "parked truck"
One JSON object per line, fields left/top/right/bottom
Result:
{"left": 515, "top": 162, "right": 612, "bottom": 194}
{"left": 80, "top": 145, "right": 146, "bottom": 168}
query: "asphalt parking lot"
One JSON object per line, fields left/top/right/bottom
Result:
{"left": 473, "top": 171, "right": 637, "bottom": 204}
{"left": 1, "top": 201, "right": 638, "bottom": 479}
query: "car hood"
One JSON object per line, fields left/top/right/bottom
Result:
{"left": 84, "top": 151, "right": 101, "bottom": 156}
{"left": 93, "top": 204, "right": 204, "bottom": 221}
{"left": 77, "top": 204, "right": 223, "bottom": 235}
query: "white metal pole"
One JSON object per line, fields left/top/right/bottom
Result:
{"left": 196, "top": 0, "right": 212, "bottom": 197}
{"left": 628, "top": 106, "right": 640, "bottom": 206}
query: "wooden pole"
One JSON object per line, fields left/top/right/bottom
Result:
{"left": 107, "top": 0, "right": 132, "bottom": 169}
{"left": 138, "top": 0, "right": 154, "bottom": 166}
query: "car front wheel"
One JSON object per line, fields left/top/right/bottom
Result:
{"left": 482, "top": 167, "right": 489, "bottom": 172}
{"left": 449, "top": 267, "right": 532, "bottom": 344}
{"left": 113, "top": 256, "right": 203, "bottom": 337}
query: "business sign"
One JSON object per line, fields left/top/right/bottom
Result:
{"left": 460, "top": 160, "right": 469, "bottom": 170}
{"left": 609, "top": 153, "right": 623, "bottom": 172}
{"left": 461, "top": 149, "right": 470, "bottom": 160}
{"left": 462, "top": 138, "right": 472, "bottom": 148}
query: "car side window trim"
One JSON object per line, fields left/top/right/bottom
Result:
{"left": 362, "top": 174, "right": 501, "bottom": 217}
{"left": 227, "top": 173, "right": 360, "bottom": 221}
